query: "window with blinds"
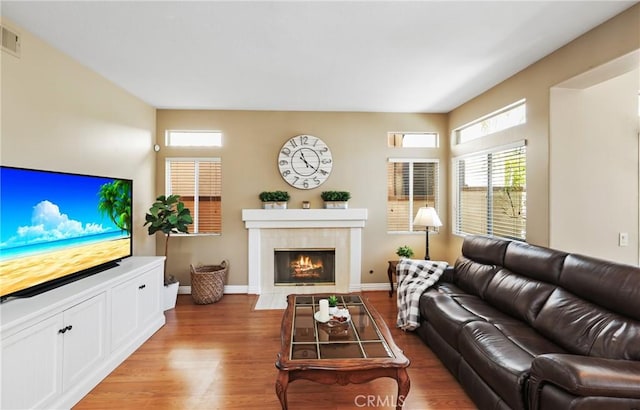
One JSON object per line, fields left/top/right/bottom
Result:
{"left": 387, "top": 159, "right": 439, "bottom": 232}
{"left": 165, "top": 158, "right": 222, "bottom": 234}
{"left": 454, "top": 143, "right": 526, "bottom": 240}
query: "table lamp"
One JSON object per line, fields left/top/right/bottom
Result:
{"left": 413, "top": 207, "right": 442, "bottom": 260}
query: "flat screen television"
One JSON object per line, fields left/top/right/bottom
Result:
{"left": 0, "top": 166, "right": 133, "bottom": 300}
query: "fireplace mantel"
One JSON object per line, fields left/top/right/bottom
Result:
{"left": 242, "top": 208, "right": 368, "bottom": 295}
{"left": 242, "top": 208, "right": 368, "bottom": 229}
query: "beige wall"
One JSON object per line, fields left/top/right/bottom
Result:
{"left": 550, "top": 66, "right": 639, "bottom": 264}
{"left": 0, "top": 18, "right": 157, "bottom": 256}
{"left": 446, "top": 4, "right": 640, "bottom": 262}
{"left": 156, "top": 110, "right": 449, "bottom": 286}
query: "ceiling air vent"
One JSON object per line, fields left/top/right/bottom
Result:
{"left": 1, "top": 25, "right": 21, "bottom": 57}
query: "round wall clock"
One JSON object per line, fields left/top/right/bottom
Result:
{"left": 278, "top": 135, "right": 333, "bottom": 190}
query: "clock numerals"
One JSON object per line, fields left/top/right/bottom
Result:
{"left": 278, "top": 135, "right": 332, "bottom": 190}
{"left": 281, "top": 147, "right": 291, "bottom": 157}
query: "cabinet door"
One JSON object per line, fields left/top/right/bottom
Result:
{"left": 1, "top": 314, "right": 64, "bottom": 409}
{"left": 62, "top": 293, "right": 107, "bottom": 390}
{"left": 137, "top": 267, "right": 161, "bottom": 326}
{"left": 110, "top": 277, "right": 139, "bottom": 351}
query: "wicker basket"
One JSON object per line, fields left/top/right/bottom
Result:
{"left": 190, "top": 260, "right": 228, "bottom": 304}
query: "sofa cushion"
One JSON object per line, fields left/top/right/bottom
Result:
{"left": 559, "top": 254, "right": 640, "bottom": 321}
{"left": 493, "top": 322, "right": 566, "bottom": 357}
{"left": 534, "top": 289, "right": 640, "bottom": 360}
{"left": 420, "top": 290, "right": 481, "bottom": 349}
{"left": 461, "top": 234, "right": 509, "bottom": 265}
{"left": 503, "top": 240, "right": 567, "bottom": 284}
{"left": 454, "top": 256, "right": 497, "bottom": 298}
{"left": 459, "top": 321, "right": 532, "bottom": 410}
{"left": 484, "top": 268, "right": 556, "bottom": 324}
{"left": 432, "top": 281, "right": 468, "bottom": 296}
{"left": 452, "top": 294, "right": 522, "bottom": 325}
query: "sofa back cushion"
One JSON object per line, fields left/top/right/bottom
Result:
{"left": 484, "top": 268, "right": 556, "bottom": 324}
{"left": 559, "top": 254, "right": 640, "bottom": 321}
{"left": 454, "top": 256, "right": 498, "bottom": 298}
{"left": 534, "top": 289, "right": 640, "bottom": 360}
{"left": 503, "top": 240, "right": 567, "bottom": 284}
{"left": 481, "top": 241, "right": 566, "bottom": 324}
{"left": 461, "top": 235, "right": 509, "bottom": 265}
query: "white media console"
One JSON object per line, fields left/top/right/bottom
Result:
{"left": 0, "top": 256, "right": 166, "bottom": 409}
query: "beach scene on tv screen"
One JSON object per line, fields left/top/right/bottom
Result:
{"left": 0, "top": 168, "right": 131, "bottom": 297}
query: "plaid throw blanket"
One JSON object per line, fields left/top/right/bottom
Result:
{"left": 396, "top": 259, "right": 448, "bottom": 331}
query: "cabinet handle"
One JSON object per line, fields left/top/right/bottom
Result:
{"left": 138, "top": 284, "right": 146, "bottom": 290}
{"left": 58, "top": 325, "right": 73, "bottom": 334}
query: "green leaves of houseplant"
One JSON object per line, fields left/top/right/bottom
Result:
{"left": 320, "top": 191, "right": 351, "bottom": 201}
{"left": 144, "top": 194, "right": 193, "bottom": 283}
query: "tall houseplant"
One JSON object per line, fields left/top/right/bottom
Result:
{"left": 144, "top": 194, "right": 193, "bottom": 284}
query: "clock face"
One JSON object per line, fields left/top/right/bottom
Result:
{"left": 278, "top": 135, "right": 333, "bottom": 190}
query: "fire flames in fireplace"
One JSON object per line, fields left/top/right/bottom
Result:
{"left": 274, "top": 248, "right": 335, "bottom": 285}
{"left": 290, "top": 255, "right": 324, "bottom": 279}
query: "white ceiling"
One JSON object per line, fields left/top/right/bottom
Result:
{"left": 1, "top": 1, "right": 635, "bottom": 113}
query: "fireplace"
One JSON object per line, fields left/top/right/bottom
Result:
{"left": 274, "top": 249, "right": 335, "bottom": 285}
{"left": 241, "top": 208, "right": 368, "bottom": 298}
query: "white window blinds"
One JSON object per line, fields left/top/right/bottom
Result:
{"left": 454, "top": 144, "right": 526, "bottom": 240}
{"left": 387, "top": 159, "right": 439, "bottom": 232}
{"left": 166, "top": 158, "right": 222, "bottom": 234}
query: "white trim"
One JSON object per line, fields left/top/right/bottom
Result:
{"left": 359, "top": 283, "right": 395, "bottom": 292}
{"left": 179, "top": 285, "right": 248, "bottom": 295}
{"left": 451, "top": 139, "right": 527, "bottom": 161}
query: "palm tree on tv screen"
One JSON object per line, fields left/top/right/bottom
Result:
{"left": 97, "top": 180, "right": 132, "bottom": 234}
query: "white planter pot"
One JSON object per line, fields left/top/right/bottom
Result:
{"left": 324, "top": 201, "right": 348, "bottom": 209}
{"left": 263, "top": 201, "right": 288, "bottom": 209}
{"left": 163, "top": 281, "right": 179, "bottom": 311}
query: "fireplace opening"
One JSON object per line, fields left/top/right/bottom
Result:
{"left": 274, "top": 248, "right": 335, "bottom": 285}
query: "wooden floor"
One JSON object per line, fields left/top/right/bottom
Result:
{"left": 75, "top": 292, "right": 475, "bottom": 410}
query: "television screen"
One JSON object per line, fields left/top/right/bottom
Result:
{"left": 0, "top": 166, "right": 133, "bottom": 299}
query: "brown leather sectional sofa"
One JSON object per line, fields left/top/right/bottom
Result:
{"left": 416, "top": 235, "right": 640, "bottom": 410}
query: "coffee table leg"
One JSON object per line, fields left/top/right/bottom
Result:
{"left": 396, "top": 368, "right": 410, "bottom": 410}
{"left": 275, "top": 370, "right": 289, "bottom": 410}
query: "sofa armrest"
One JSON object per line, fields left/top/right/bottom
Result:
{"left": 441, "top": 266, "right": 455, "bottom": 283}
{"left": 529, "top": 353, "right": 640, "bottom": 398}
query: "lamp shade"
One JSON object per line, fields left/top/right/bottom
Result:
{"left": 413, "top": 207, "right": 442, "bottom": 228}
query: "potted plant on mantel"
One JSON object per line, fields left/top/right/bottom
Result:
{"left": 321, "top": 191, "right": 351, "bottom": 209}
{"left": 259, "top": 191, "right": 290, "bottom": 209}
{"left": 144, "top": 194, "right": 193, "bottom": 311}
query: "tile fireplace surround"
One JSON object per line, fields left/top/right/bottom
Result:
{"left": 241, "top": 209, "right": 368, "bottom": 300}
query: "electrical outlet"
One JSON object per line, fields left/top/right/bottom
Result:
{"left": 619, "top": 232, "right": 629, "bottom": 247}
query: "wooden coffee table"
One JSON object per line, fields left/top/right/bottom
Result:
{"left": 275, "top": 294, "right": 410, "bottom": 410}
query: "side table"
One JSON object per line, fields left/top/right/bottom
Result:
{"left": 387, "top": 260, "right": 398, "bottom": 297}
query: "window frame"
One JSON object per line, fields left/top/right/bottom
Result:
{"left": 165, "top": 130, "right": 223, "bottom": 147}
{"left": 454, "top": 99, "right": 526, "bottom": 145}
{"left": 387, "top": 158, "right": 440, "bottom": 234}
{"left": 165, "top": 157, "right": 222, "bottom": 236}
{"left": 387, "top": 132, "right": 439, "bottom": 148}
{"left": 452, "top": 141, "right": 527, "bottom": 240}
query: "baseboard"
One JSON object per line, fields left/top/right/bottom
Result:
{"left": 179, "top": 284, "right": 388, "bottom": 294}
{"left": 179, "top": 285, "right": 248, "bottom": 295}
{"left": 359, "top": 282, "right": 394, "bottom": 292}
